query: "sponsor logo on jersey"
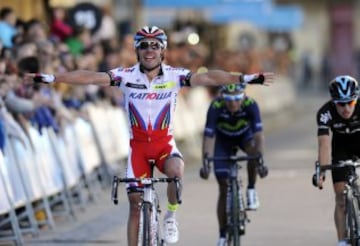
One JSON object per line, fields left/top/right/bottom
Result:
{"left": 333, "top": 123, "right": 346, "bottom": 128}
{"left": 122, "top": 67, "right": 135, "bottom": 73}
{"left": 152, "top": 81, "right": 176, "bottom": 89}
{"left": 129, "top": 92, "right": 172, "bottom": 100}
{"left": 125, "top": 82, "right": 147, "bottom": 89}
{"left": 319, "top": 111, "right": 332, "bottom": 124}
{"left": 164, "top": 67, "right": 186, "bottom": 72}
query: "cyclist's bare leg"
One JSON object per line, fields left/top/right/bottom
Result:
{"left": 164, "top": 156, "right": 184, "bottom": 206}
{"left": 217, "top": 178, "right": 227, "bottom": 237}
{"left": 127, "top": 192, "right": 142, "bottom": 246}
{"left": 333, "top": 182, "right": 346, "bottom": 241}
{"left": 243, "top": 141, "right": 258, "bottom": 187}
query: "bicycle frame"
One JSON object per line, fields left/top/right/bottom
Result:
{"left": 315, "top": 160, "right": 360, "bottom": 246}
{"left": 206, "top": 154, "right": 260, "bottom": 246}
{"left": 111, "top": 160, "right": 181, "bottom": 246}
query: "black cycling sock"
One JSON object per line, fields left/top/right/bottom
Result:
{"left": 247, "top": 184, "right": 255, "bottom": 189}
{"left": 220, "top": 228, "right": 226, "bottom": 238}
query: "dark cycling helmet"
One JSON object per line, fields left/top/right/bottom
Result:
{"left": 134, "top": 26, "right": 168, "bottom": 49}
{"left": 220, "top": 83, "right": 246, "bottom": 94}
{"left": 329, "top": 75, "right": 360, "bottom": 102}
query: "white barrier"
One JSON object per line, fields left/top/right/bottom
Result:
{"left": 0, "top": 150, "right": 24, "bottom": 245}
{"left": 174, "top": 93, "right": 198, "bottom": 140}
{"left": 2, "top": 143, "right": 27, "bottom": 209}
{"left": 72, "top": 118, "right": 101, "bottom": 175}
{"left": 61, "top": 125, "right": 84, "bottom": 188}
{"left": 28, "top": 127, "right": 63, "bottom": 196}
{"left": 106, "top": 107, "right": 129, "bottom": 161}
{"left": 185, "top": 87, "right": 211, "bottom": 134}
{"left": 8, "top": 136, "right": 43, "bottom": 202}
{"left": 0, "top": 152, "right": 11, "bottom": 215}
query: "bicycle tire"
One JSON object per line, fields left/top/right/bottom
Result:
{"left": 142, "top": 202, "right": 152, "bottom": 246}
{"left": 151, "top": 193, "right": 161, "bottom": 246}
{"left": 346, "top": 189, "right": 360, "bottom": 246}
{"left": 227, "top": 180, "right": 241, "bottom": 246}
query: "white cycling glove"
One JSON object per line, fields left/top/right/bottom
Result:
{"left": 33, "top": 73, "right": 56, "bottom": 83}
{"left": 244, "top": 73, "right": 265, "bottom": 85}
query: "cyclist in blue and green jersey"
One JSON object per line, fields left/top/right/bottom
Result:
{"left": 200, "top": 83, "right": 268, "bottom": 246}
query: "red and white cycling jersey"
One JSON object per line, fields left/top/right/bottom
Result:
{"left": 108, "top": 63, "right": 191, "bottom": 141}
{"left": 108, "top": 63, "right": 191, "bottom": 182}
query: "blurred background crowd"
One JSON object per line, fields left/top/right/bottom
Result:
{"left": 0, "top": 0, "right": 359, "bottom": 142}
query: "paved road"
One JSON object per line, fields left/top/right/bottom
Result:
{"left": 24, "top": 91, "right": 339, "bottom": 246}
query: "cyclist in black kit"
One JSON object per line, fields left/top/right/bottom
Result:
{"left": 199, "top": 83, "right": 268, "bottom": 246}
{"left": 314, "top": 75, "right": 360, "bottom": 246}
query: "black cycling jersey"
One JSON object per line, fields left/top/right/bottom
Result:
{"left": 316, "top": 100, "right": 360, "bottom": 182}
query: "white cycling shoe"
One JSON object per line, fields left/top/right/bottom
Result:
{"left": 337, "top": 240, "right": 347, "bottom": 246}
{"left": 217, "top": 237, "right": 227, "bottom": 246}
{"left": 163, "top": 217, "right": 179, "bottom": 244}
{"left": 246, "top": 188, "right": 260, "bottom": 210}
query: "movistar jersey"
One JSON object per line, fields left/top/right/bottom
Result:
{"left": 108, "top": 63, "right": 191, "bottom": 142}
{"left": 204, "top": 96, "right": 263, "bottom": 139}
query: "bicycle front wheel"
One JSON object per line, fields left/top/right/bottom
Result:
{"left": 141, "top": 203, "right": 152, "bottom": 246}
{"left": 227, "top": 180, "right": 241, "bottom": 246}
{"left": 346, "top": 190, "right": 360, "bottom": 246}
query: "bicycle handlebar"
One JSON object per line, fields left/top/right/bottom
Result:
{"left": 111, "top": 176, "right": 182, "bottom": 205}
{"left": 313, "top": 159, "right": 360, "bottom": 190}
{"left": 205, "top": 154, "right": 262, "bottom": 164}
{"left": 319, "top": 159, "right": 360, "bottom": 171}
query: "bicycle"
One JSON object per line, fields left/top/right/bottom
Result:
{"left": 111, "top": 159, "right": 181, "bottom": 246}
{"left": 203, "top": 154, "right": 263, "bottom": 246}
{"left": 314, "top": 159, "right": 360, "bottom": 246}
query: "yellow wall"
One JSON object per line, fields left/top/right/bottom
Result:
{"left": 0, "top": 0, "right": 45, "bottom": 21}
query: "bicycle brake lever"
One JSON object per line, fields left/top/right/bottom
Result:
{"left": 111, "top": 176, "right": 119, "bottom": 205}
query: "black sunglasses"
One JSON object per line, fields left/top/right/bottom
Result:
{"left": 138, "top": 41, "right": 162, "bottom": 50}
{"left": 335, "top": 100, "right": 357, "bottom": 107}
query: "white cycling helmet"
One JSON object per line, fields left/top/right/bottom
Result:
{"left": 133, "top": 26, "right": 168, "bottom": 49}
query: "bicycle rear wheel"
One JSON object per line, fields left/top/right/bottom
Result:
{"left": 346, "top": 190, "right": 360, "bottom": 246}
{"left": 227, "top": 180, "right": 241, "bottom": 246}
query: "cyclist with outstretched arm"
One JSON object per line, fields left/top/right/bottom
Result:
{"left": 314, "top": 75, "right": 360, "bottom": 246}
{"left": 28, "top": 26, "right": 274, "bottom": 246}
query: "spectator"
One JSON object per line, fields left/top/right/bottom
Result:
{"left": 49, "top": 7, "right": 73, "bottom": 42}
{"left": 0, "top": 7, "right": 17, "bottom": 48}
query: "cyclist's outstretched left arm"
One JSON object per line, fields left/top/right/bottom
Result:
{"left": 189, "top": 70, "right": 274, "bottom": 87}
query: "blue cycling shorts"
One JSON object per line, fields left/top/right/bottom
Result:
{"left": 213, "top": 130, "right": 253, "bottom": 179}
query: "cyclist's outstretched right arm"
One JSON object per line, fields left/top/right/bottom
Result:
{"left": 28, "top": 70, "right": 111, "bottom": 86}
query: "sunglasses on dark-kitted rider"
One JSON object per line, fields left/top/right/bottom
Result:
{"left": 138, "top": 41, "right": 162, "bottom": 50}
{"left": 222, "top": 93, "right": 245, "bottom": 101}
{"left": 335, "top": 99, "right": 357, "bottom": 107}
